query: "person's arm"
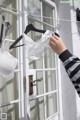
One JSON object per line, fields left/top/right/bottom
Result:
{"left": 49, "top": 35, "right": 80, "bottom": 96}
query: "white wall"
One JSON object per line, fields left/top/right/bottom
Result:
{"left": 70, "top": 1, "right": 80, "bottom": 120}
{"left": 55, "top": 0, "right": 78, "bottom": 120}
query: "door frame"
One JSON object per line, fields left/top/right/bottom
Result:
{"left": 19, "top": 0, "right": 63, "bottom": 120}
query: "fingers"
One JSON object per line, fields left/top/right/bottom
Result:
{"left": 49, "top": 40, "right": 55, "bottom": 50}
{"left": 49, "top": 40, "right": 55, "bottom": 46}
{"left": 54, "top": 35, "right": 59, "bottom": 40}
{"left": 49, "top": 35, "right": 67, "bottom": 55}
{"left": 50, "top": 35, "right": 59, "bottom": 44}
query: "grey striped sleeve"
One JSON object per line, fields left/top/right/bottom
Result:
{"left": 59, "top": 50, "right": 80, "bottom": 96}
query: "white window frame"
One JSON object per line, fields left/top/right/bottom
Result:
{"left": 41, "top": 0, "right": 63, "bottom": 120}
{"left": 16, "top": 0, "right": 25, "bottom": 119}
{"left": 42, "top": 1, "right": 63, "bottom": 120}
{"left": 17, "top": 0, "right": 63, "bottom": 120}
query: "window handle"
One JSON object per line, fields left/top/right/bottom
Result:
{"left": 30, "top": 79, "right": 42, "bottom": 83}
{"left": 29, "top": 75, "right": 42, "bottom": 95}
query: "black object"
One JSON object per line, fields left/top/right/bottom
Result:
{"left": 54, "top": 32, "right": 60, "bottom": 37}
{"left": 9, "top": 24, "right": 46, "bottom": 49}
{"left": 0, "top": 23, "right": 4, "bottom": 45}
{"left": 0, "top": 16, "right": 5, "bottom": 46}
{"left": 0, "top": 16, "right": 10, "bottom": 47}
{"left": 76, "top": 8, "right": 80, "bottom": 21}
{"left": 5, "top": 22, "right": 11, "bottom": 37}
{"left": 9, "top": 24, "right": 60, "bottom": 50}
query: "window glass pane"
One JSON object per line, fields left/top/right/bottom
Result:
{"left": 46, "top": 93, "right": 57, "bottom": 118}
{"left": 27, "top": 0, "right": 41, "bottom": 17}
{"left": 36, "top": 71, "right": 44, "bottom": 95}
{"left": 44, "top": 48, "right": 55, "bottom": 68}
{"left": 42, "top": 2, "right": 54, "bottom": 31}
{"left": 36, "top": 70, "right": 56, "bottom": 96}
{"left": 30, "top": 97, "right": 45, "bottom": 120}
{"left": 29, "top": 59, "right": 43, "bottom": 69}
{"left": 0, "top": 0, "right": 17, "bottom": 40}
{"left": 0, "top": 1, "right": 17, "bottom": 64}
{"left": 0, "top": 73, "right": 18, "bottom": 103}
{"left": 45, "top": 71, "right": 56, "bottom": 92}
{"left": 30, "top": 93, "right": 57, "bottom": 120}
{"left": 0, "top": 0, "right": 16, "bottom": 9}
{"left": 42, "top": 3, "right": 56, "bottom": 68}
{"left": 0, "top": 0, "right": 17, "bottom": 59}
{"left": 0, "top": 103, "right": 19, "bottom": 120}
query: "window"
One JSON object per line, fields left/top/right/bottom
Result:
{"left": 26, "top": 0, "right": 60, "bottom": 120}
{"left": 0, "top": 0, "right": 19, "bottom": 119}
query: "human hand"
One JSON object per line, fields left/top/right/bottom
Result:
{"left": 49, "top": 35, "right": 67, "bottom": 55}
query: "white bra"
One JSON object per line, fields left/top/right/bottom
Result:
{"left": 0, "top": 30, "right": 52, "bottom": 79}
{"left": 23, "top": 30, "right": 53, "bottom": 60}
{"left": 0, "top": 51, "right": 18, "bottom": 80}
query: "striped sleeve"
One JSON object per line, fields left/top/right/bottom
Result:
{"left": 59, "top": 49, "right": 80, "bottom": 97}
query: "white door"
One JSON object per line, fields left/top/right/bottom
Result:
{"left": 0, "top": 0, "right": 27, "bottom": 119}
{"left": 24, "top": 0, "right": 60, "bottom": 120}
{"left": 0, "top": 0, "right": 23, "bottom": 120}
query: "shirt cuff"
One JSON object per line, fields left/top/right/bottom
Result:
{"left": 59, "top": 49, "right": 73, "bottom": 62}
